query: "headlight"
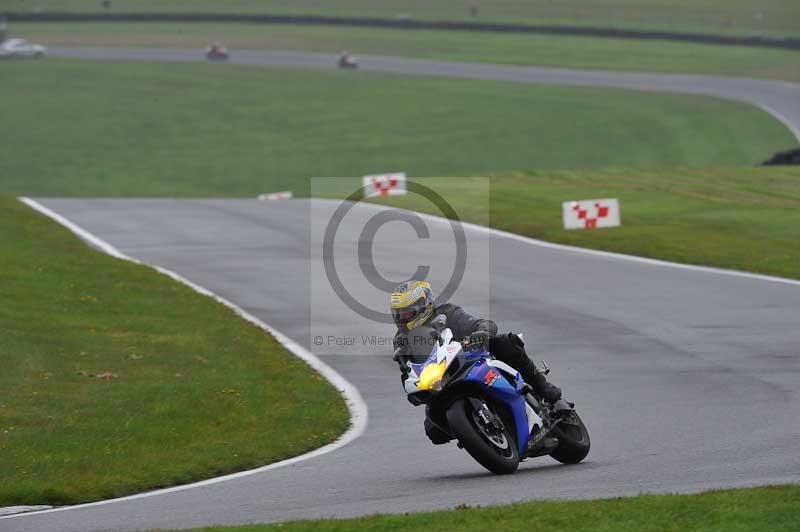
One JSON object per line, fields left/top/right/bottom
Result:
{"left": 418, "top": 360, "right": 447, "bottom": 392}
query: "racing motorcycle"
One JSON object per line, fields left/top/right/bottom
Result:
{"left": 205, "top": 43, "right": 229, "bottom": 61}
{"left": 396, "top": 315, "right": 590, "bottom": 474}
{"left": 337, "top": 52, "right": 359, "bottom": 69}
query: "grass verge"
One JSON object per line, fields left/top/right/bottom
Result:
{"left": 354, "top": 168, "right": 800, "bottom": 280}
{"left": 0, "top": 58, "right": 794, "bottom": 198}
{"left": 169, "top": 484, "right": 800, "bottom": 532}
{"left": 0, "top": 197, "right": 349, "bottom": 505}
{"left": 9, "top": 0, "right": 800, "bottom": 37}
{"left": 10, "top": 22, "right": 800, "bottom": 82}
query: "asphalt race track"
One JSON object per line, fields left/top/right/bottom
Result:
{"left": 47, "top": 47, "right": 800, "bottom": 141}
{"left": 4, "top": 198, "right": 799, "bottom": 532}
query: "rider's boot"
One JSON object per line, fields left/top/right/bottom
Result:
{"left": 519, "top": 359, "right": 562, "bottom": 404}
{"left": 489, "top": 332, "right": 563, "bottom": 403}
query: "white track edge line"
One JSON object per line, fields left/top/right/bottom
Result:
{"left": 329, "top": 198, "right": 800, "bottom": 287}
{"left": 2, "top": 198, "right": 368, "bottom": 521}
{"left": 755, "top": 103, "right": 800, "bottom": 143}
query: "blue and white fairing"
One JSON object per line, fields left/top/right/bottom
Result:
{"left": 462, "top": 355, "right": 543, "bottom": 454}
{"left": 403, "top": 328, "right": 543, "bottom": 455}
{"left": 403, "top": 328, "right": 462, "bottom": 394}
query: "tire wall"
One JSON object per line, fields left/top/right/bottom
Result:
{"left": 4, "top": 12, "right": 800, "bottom": 51}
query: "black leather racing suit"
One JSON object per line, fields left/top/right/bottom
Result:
{"left": 392, "top": 303, "right": 558, "bottom": 400}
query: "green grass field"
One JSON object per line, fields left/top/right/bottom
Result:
{"left": 6, "top": 0, "right": 800, "bottom": 37}
{"left": 358, "top": 169, "right": 800, "bottom": 280}
{"left": 0, "top": 197, "right": 349, "bottom": 505}
{"left": 0, "top": 58, "right": 794, "bottom": 199}
{"left": 173, "top": 484, "right": 800, "bottom": 532}
{"left": 10, "top": 22, "right": 800, "bottom": 82}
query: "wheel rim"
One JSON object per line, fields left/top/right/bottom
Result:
{"left": 471, "top": 408, "right": 514, "bottom": 458}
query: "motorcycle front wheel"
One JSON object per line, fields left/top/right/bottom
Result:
{"left": 446, "top": 397, "right": 520, "bottom": 474}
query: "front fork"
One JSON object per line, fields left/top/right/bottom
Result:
{"left": 468, "top": 397, "right": 508, "bottom": 433}
{"left": 465, "top": 391, "right": 560, "bottom": 457}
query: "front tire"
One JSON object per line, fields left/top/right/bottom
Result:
{"left": 446, "top": 397, "right": 519, "bottom": 474}
{"left": 549, "top": 410, "right": 590, "bottom": 464}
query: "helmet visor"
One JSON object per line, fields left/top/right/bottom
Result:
{"left": 392, "top": 299, "right": 426, "bottom": 327}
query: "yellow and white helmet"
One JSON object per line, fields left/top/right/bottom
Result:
{"left": 390, "top": 280, "right": 435, "bottom": 331}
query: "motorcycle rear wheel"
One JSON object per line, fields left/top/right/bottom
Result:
{"left": 549, "top": 410, "right": 590, "bottom": 464}
{"left": 446, "top": 397, "right": 520, "bottom": 474}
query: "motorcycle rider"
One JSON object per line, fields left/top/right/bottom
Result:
{"left": 390, "top": 280, "right": 563, "bottom": 405}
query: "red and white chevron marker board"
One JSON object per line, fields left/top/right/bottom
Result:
{"left": 562, "top": 198, "right": 621, "bottom": 230}
{"left": 362, "top": 172, "right": 407, "bottom": 197}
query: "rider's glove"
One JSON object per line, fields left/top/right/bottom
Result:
{"left": 466, "top": 331, "right": 493, "bottom": 348}
{"left": 393, "top": 348, "right": 409, "bottom": 379}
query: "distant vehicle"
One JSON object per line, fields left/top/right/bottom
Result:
{"left": 205, "top": 43, "right": 229, "bottom": 61}
{"left": 338, "top": 52, "right": 358, "bottom": 69}
{"left": 0, "top": 38, "right": 47, "bottom": 58}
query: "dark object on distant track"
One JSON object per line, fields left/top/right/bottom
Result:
{"left": 338, "top": 52, "right": 358, "bottom": 69}
{"left": 205, "top": 43, "right": 229, "bottom": 61}
{"left": 762, "top": 147, "right": 800, "bottom": 166}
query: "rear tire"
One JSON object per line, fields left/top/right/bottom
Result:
{"left": 549, "top": 410, "right": 590, "bottom": 464}
{"left": 446, "top": 397, "right": 519, "bottom": 474}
